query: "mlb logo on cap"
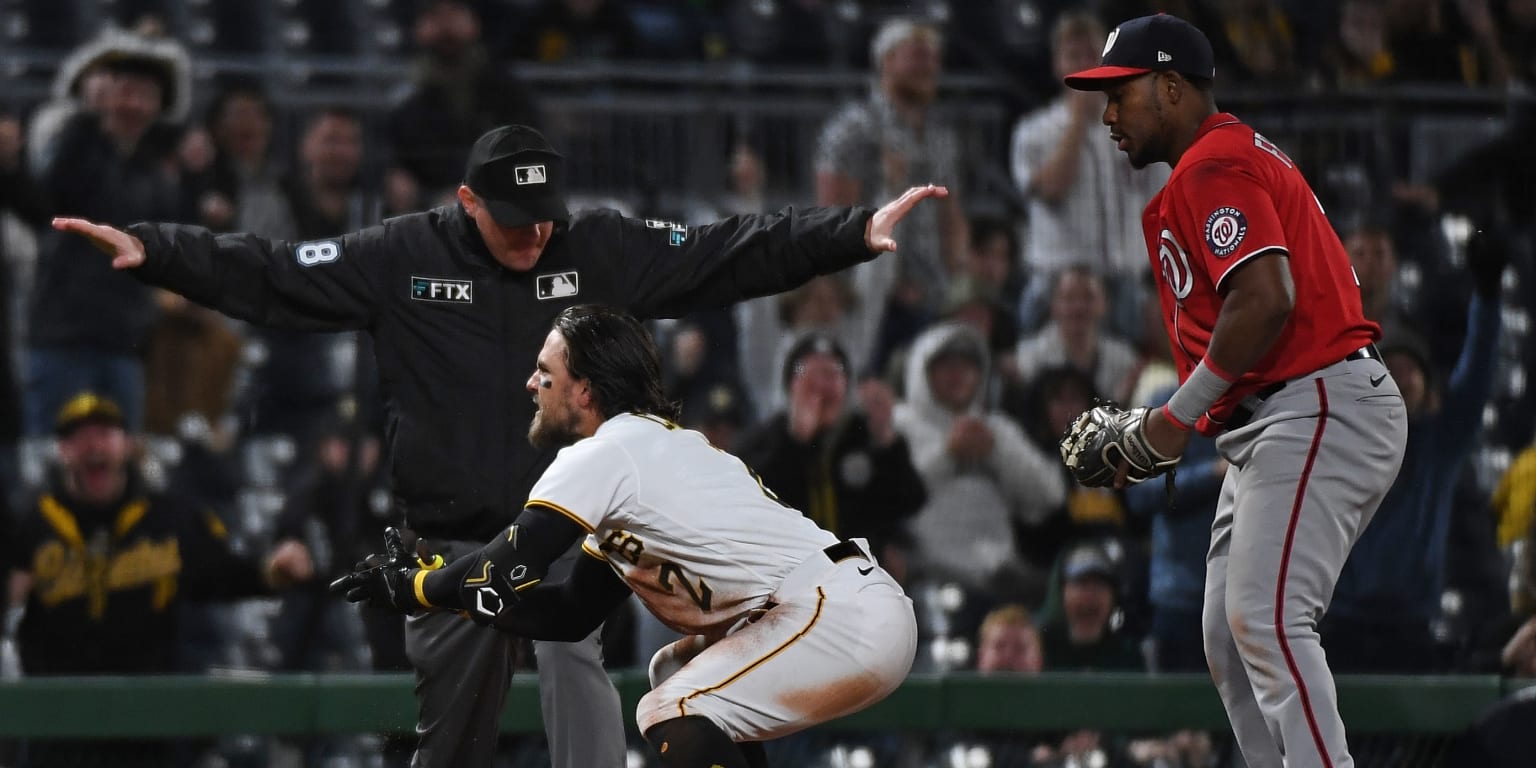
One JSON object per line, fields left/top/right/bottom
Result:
{"left": 1064, "top": 13, "right": 1215, "bottom": 90}
{"left": 464, "top": 125, "right": 570, "bottom": 227}
{"left": 515, "top": 165, "right": 546, "bottom": 185}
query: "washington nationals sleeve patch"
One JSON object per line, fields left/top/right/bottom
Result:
{"left": 1204, "top": 207, "right": 1248, "bottom": 258}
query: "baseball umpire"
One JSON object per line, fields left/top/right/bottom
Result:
{"left": 53, "top": 124, "right": 947, "bottom": 768}
{"left": 1056, "top": 16, "right": 1407, "bottom": 768}
{"left": 334, "top": 304, "right": 917, "bottom": 768}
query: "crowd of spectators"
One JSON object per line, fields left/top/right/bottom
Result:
{"left": 10, "top": 1, "right": 1536, "bottom": 90}
{"left": 2, "top": 0, "right": 1536, "bottom": 765}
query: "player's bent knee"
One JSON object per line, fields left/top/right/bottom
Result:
{"left": 636, "top": 687, "right": 682, "bottom": 735}
{"left": 643, "top": 715, "right": 750, "bottom": 768}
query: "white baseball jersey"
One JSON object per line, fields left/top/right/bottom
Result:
{"left": 526, "top": 412, "right": 840, "bottom": 635}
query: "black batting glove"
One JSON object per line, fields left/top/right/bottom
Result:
{"left": 1467, "top": 227, "right": 1510, "bottom": 298}
{"left": 329, "top": 527, "right": 429, "bottom": 614}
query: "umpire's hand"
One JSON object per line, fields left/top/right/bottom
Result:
{"left": 329, "top": 527, "right": 430, "bottom": 614}
{"left": 866, "top": 184, "right": 949, "bottom": 253}
{"left": 52, "top": 217, "right": 148, "bottom": 270}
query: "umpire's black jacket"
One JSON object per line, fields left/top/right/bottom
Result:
{"left": 127, "top": 203, "right": 876, "bottom": 541}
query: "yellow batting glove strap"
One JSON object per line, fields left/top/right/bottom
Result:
{"left": 416, "top": 553, "right": 445, "bottom": 570}
{"left": 412, "top": 569, "right": 434, "bottom": 609}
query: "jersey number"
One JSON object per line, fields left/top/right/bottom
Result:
{"left": 658, "top": 562, "right": 714, "bottom": 612}
{"left": 601, "top": 530, "right": 645, "bottom": 565}
{"left": 296, "top": 241, "right": 341, "bottom": 267}
{"left": 1252, "top": 133, "right": 1295, "bottom": 169}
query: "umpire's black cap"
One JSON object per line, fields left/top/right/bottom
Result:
{"left": 464, "top": 125, "right": 570, "bottom": 227}
{"left": 1064, "top": 13, "right": 1214, "bottom": 90}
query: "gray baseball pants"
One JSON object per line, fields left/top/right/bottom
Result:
{"left": 1203, "top": 355, "right": 1406, "bottom": 768}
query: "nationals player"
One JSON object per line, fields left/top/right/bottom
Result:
{"left": 335, "top": 304, "right": 917, "bottom": 768}
{"left": 1065, "top": 14, "right": 1407, "bottom": 768}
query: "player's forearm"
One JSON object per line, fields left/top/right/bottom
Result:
{"left": 457, "top": 548, "right": 629, "bottom": 641}
{"left": 485, "top": 580, "right": 614, "bottom": 641}
{"left": 1206, "top": 256, "right": 1294, "bottom": 379}
{"left": 418, "top": 560, "right": 598, "bottom": 640}
{"left": 1165, "top": 255, "right": 1292, "bottom": 428}
{"left": 418, "top": 507, "right": 585, "bottom": 625}
{"left": 419, "top": 553, "right": 477, "bottom": 609}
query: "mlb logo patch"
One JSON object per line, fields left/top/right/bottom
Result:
{"left": 411, "top": 276, "right": 473, "bottom": 303}
{"left": 515, "top": 165, "right": 546, "bottom": 185}
{"left": 536, "top": 271, "right": 580, "bottom": 300}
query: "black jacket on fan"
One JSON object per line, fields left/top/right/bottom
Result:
{"left": 7, "top": 471, "right": 267, "bottom": 675}
{"left": 127, "top": 203, "right": 877, "bottom": 541}
{"left": 28, "top": 113, "right": 183, "bottom": 355}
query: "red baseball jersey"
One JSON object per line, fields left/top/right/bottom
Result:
{"left": 1141, "top": 113, "right": 1378, "bottom": 431}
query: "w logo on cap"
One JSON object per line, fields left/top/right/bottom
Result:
{"left": 1066, "top": 13, "right": 1216, "bottom": 89}
{"left": 515, "top": 165, "right": 546, "bottom": 185}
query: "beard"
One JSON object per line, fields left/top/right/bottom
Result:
{"left": 528, "top": 405, "right": 583, "bottom": 450}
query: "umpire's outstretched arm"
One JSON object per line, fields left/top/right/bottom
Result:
{"left": 52, "top": 216, "right": 387, "bottom": 332}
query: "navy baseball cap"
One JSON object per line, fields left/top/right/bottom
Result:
{"left": 464, "top": 125, "right": 570, "bottom": 227}
{"left": 1064, "top": 14, "right": 1215, "bottom": 90}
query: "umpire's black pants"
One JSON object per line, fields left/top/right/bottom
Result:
{"left": 405, "top": 540, "right": 626, "bottom": 767}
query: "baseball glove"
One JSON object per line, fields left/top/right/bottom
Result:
{"left": 1059, "top": 404, "right": 1181, "bottom": 488}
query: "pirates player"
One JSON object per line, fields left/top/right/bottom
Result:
{"left": 334, "top": 304, "right": 917, "bottom": 768}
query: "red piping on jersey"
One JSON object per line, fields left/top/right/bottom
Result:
{"left": 1173, "top": 303, "right": 1197, "bottom": 369}
{"left": 1275, "top": 378, "right": 1334, "bottom": 768}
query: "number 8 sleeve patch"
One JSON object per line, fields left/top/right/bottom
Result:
{"left": 295, "top": 240, "right": 342, "bottom": 267}
{"left": 1204, "top": 207, "right": 1247, "bottom": 258}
